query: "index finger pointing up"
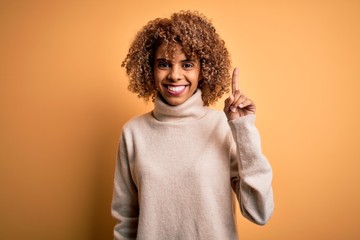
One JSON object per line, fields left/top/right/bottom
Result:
{"left": 232, "top": 67, "right": 239, "bottom": 94}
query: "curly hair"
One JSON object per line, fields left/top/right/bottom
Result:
{"left": 122, "top": 10, "right": 231, "bottom": 106}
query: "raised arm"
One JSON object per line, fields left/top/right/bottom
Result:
{"left": 226, "top": 68, "right": 274, "bottom": 224}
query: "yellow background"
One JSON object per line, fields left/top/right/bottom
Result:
{"left": 1, "top": 0, "right": 360, "bottom": 239}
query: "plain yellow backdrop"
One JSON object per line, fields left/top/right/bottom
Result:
{"left": 1, "top": 0, "right": 360, "bottom": 239}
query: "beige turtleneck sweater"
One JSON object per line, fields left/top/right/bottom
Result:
{"left": 111, "top": 90, "right": 274, "bottom": 240}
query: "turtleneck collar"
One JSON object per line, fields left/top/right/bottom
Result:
{"left": 152, "top": 90, "right": 209, "bottom": 122}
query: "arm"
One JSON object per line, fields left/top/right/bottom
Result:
{"left": 224, "top": 68, "right": 274, "bottom": 224}
{"left": 229, "top": 115, "right": 274, "bottom": 225}
{"left": 111, "top": 132, "right": 139, "bottom": 240}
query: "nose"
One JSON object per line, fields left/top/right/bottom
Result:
{"left": 167, "top": 65, "right": 182, "bottom": 81}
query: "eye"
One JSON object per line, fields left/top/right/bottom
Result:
{"left": 157, "top": 61, "right": 171, "bottom": 69}
{"left": 182, "top": 62, "right": 194, "bottom": 69}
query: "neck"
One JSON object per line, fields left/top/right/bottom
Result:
{"left": 152, "top": 90, "right": 208, "bottom": 122}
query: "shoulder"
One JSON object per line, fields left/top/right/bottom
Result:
{"left": 202, "top": 108, "right": 231, "bottom": 131}
{"left": 121, "top": 111, "right": 153, "bottom": 134}
{"left": 117, "top": 112, "right": 155, "bottom": 147}
{"left": 206, "top": 108, "right": 228, "bottom": 123}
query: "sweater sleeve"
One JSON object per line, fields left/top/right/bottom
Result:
{"left": 111, "top": 131, "right": 139, "bottom": 240}
{"left": 229, "top": 115, "right": 274, "bottom": 225}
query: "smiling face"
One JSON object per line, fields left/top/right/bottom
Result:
{"left": 153, "top": 43, "right": 201, "bottom": 106}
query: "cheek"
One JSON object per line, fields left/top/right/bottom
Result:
{"left": 191, "top": 71, "right": 201, "bottom": 84}
{"left": 154, "top": 69, "right": 164, "bottom": 81}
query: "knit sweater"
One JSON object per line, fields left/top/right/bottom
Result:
{"left": 111, "top": 90, "right": 274, "bottom": 240}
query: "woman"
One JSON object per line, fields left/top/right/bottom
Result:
{"left": 112, "top": 10, "right": 274, "bottom": 240}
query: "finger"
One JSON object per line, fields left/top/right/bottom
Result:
{"left": 224, "top": 94, "right": 235, "bottom": 111}
{"left": 238, "top": 99, "right": 253, "bottom": 108}
{"left": 232, "top": 93, "right": 246, "bottom": 109}
{"left": 231, "top": 67, "right": 239, "bottom": 95}
{"left": 240, "top": 99, "right": 256, "bottom": 114}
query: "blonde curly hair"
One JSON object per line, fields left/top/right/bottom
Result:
{"left": 122, "top": 10, "right": 231, "bottom": 106}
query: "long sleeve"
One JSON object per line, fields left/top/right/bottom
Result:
{"left": 229, "top": 115, "right": 274, "bottom": 225}
{"left": 111, "top": 132, "right": 139, "bottom": 240}
{"left": 111, "top": 90, "right": 272, "bottom": 239}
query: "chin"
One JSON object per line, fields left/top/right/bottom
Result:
{"left": 167, "top": 99, "right": 184, "bottom": 106}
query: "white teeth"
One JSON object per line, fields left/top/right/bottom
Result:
{"left": 167, "top": 85, "right": 186, "bottom": 92}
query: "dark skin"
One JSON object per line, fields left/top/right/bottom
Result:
{"left": 224, "top": 68, "right": 256, "bottom": 120}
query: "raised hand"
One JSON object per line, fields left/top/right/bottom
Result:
{"left": 224, "top": 68, "right": 256, "bottom": 120}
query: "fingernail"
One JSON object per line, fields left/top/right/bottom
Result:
{"left": 239, "top": 104, "right": 243, "bottom": 108}
{"left": 230, "top": 106, "right": 236, "bottom": 112}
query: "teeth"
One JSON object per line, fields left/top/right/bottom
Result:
{"left": 167, "top": 85, "right": 186, "bottom": 92}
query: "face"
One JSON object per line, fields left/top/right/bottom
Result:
{"left": 153, "top": 43, "right": 201, "bottom": 106}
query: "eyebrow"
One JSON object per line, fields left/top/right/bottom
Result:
{"left": 155, "top": 58, "right": 196, "bottom": 62}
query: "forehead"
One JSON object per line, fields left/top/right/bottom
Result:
{"left": 155, "top": 43, "right": 200, "bottom": 63}
{"left": 155, "top": 43, "right": 184, "bottom": 58}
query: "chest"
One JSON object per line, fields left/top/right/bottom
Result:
{"left": 130, "top": 123, "right": 232, "bottom": 188}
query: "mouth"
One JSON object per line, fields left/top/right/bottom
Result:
{"left": 164, "top": 84, "right": 188, "bottom": 95}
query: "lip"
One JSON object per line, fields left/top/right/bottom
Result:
{"left": 163, "top": 84, "right": 188, "bottom": 96}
